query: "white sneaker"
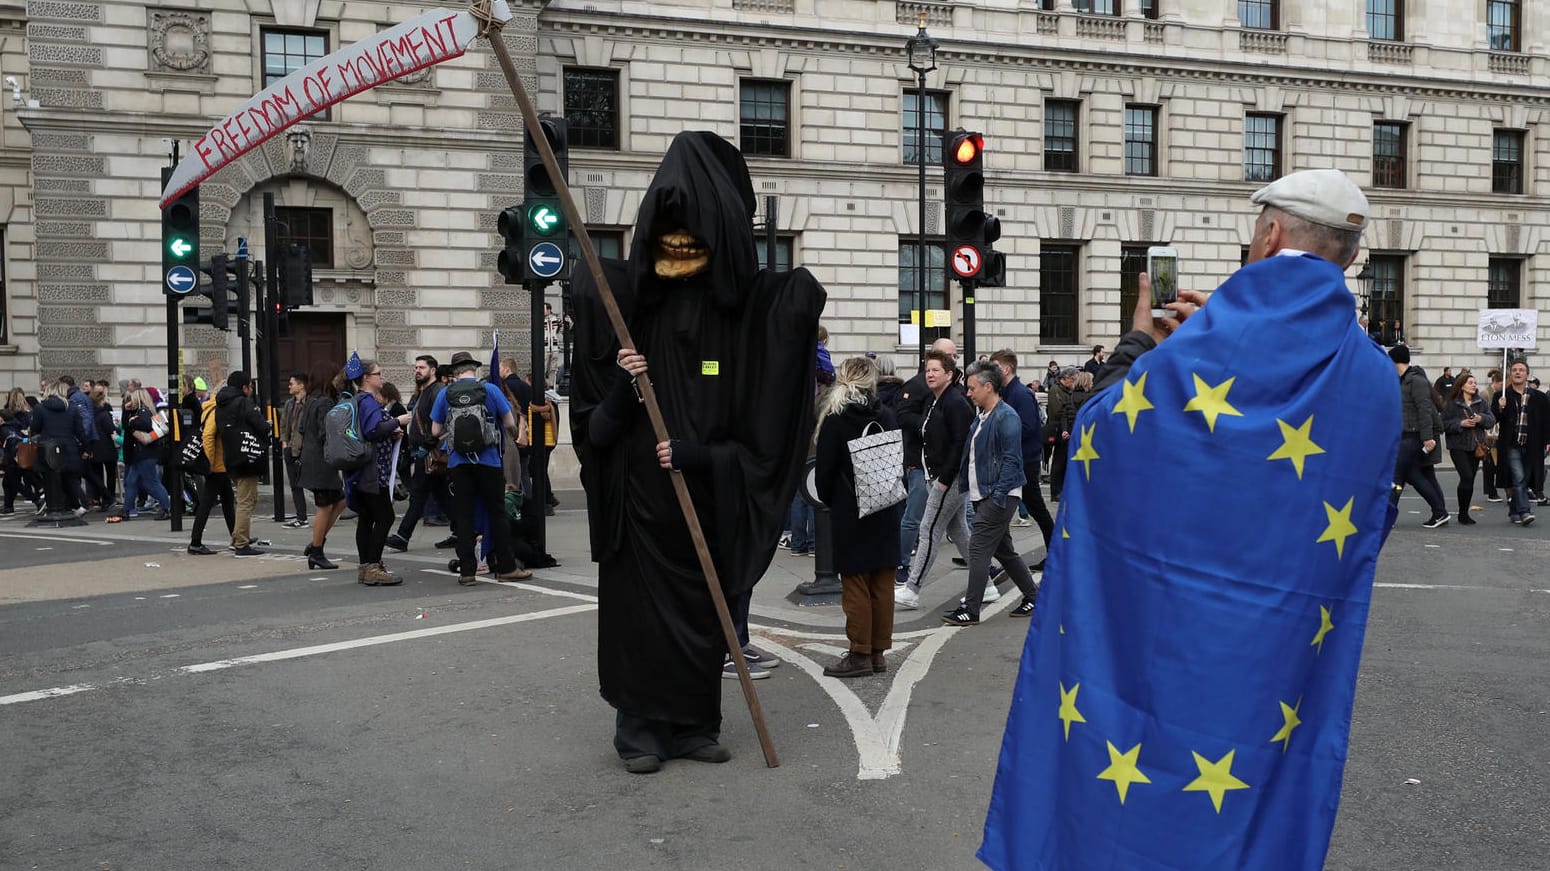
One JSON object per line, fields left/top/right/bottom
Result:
{"left": 1011, "top": 515, "right": 1032, "bottom": 527}
{"left": 895, "top": 586, "right": 920, "bottom": 609}
{"left": 963, "top": 583, "right": 1002, "bottom": 605}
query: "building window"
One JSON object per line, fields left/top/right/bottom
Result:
{"left": 1488, "top": 258, "right": 1523, "bottom": 310}
{"left": 1125, "top": 106, "right": 1159, "bottom": 177}
{"left": 740, "top": 80, "right": 790, "bottom": 158}
{"left": 1040, "top": 245, "right": 1081, "bottom": 345}
{"left": 1045, "top": 100, "right": 1080, "bottom": 173}
{"left": 1366, "top": 0, "right": 1402, "bottom": 40}
{"left": 899, "top": 242, "right": 950, "bottom": 343}
{"left": 1075, "top": 0, "right": 1118, "bottom": 13}
{"left": 274, "top": 207, "right": 333, "bottom": 269}
{"left": 587, "top": 229, "right": 626, "bottom": 261}
{"left": 1373, "top": 122, "right": 1408, "bottom": 189}
{"left": 1369, "top": 254, "right": 1405, "bottom": 346}
{"left": 1039, "top": 0, "right": 1054, "bottom": 9}
{"left": 261, "top": 28, "right": 327, "bottom": 88}
{"left": 1244, "top": 113, "right": 1281, "bottom": 182}
{"left": 1119, "top": 245, "right": 1150, "bottom": 334}
{"left": 563, "top": 68, "right": 620, "bottom": 150}
{"left": 1137, "top": 0, "right": 1159, "bottom": 18}
{"left": 1238, "top": 0, "right": 1278, "bottom": 29}
{"left": 756, "top": 235, "right": 796, "bottom": 271}
{"left": 902, "top": 90, "right": 948, "bottom": 165}
{"left": 1488, "top": 0, "right": 1521, "bottom": 52}
{"left": 1493, "top": 130, "right": 1525, "bottom": 194}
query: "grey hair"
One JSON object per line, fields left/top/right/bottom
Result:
{"left": 1057, "top": 366, "right": 1081, "bottom": 382}
{"left": 873, "top": 354, "right": 896, "bottom": 377}
{"left": 1265, "top": 206, "right": 1362, "bottom": 266}
{"left": 965, "top": 359, "right": 1004, "bottom": 393}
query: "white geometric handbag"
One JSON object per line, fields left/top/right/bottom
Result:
{"left": 847, "top": 421, "right": 907, "bottom": 518}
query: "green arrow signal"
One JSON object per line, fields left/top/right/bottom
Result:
{"left": 529, "top": 205, "right": 560, "bottom": 235}
{"left": 169, "top": 238, "right": 193, "bottom": 258}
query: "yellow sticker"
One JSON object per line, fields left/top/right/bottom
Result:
{"left": 702, "top": 361, "right": 720, "bottom": 375}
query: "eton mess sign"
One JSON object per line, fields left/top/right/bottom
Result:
{"left": 159, "top": 1, "right": 511, "bottom": 207}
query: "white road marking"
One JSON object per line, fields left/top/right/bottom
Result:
{"left": 1500, "top": 548, "right": 1515, "bottom": 552}
{"left": 755, "top": 594, "right": 1017, "bottom": 781}
{"left": 237, "top": 585, "right": 258, "bottom": 590}
{"left": 35, "top": 547, "right": 51, "bottom": 551}
{"left": 1424, "top": 544, "right": 1441, "bottom": 548}
{"left": 420, "top": 570, "right": 601, "bottom": 604}
{"left": 0, "top": 532, "right": 112, "bottom": 546}
{"left": 1, "top": 603, "right": 597, "bottom": 706}
{"left": 160, "top": 594, "right": 180, "bottom": 599}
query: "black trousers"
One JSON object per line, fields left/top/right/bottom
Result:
{"left": 449, "top": 463, "right": 515, "bottom": 575}
{"left": 354, "top": 489, "right": 394, "bottom": 564}
{"left": 1022, "top": 459, "right": 1055, "bottom": 548}
{"left": 1048, "top": 438, "right": 1070, "bottom": 501}
{"left": 397, "top": 458, "right": 452, "bottom": 540}
{"left": 1448, "top": 448, "right": 1482, "bottom": 514}
{"left": 1392, "top": 435, "right": 1446, "bottom": 516}
{"left": 283, "top": 454, "right": 308, "bottom": 521}
{"left": 190, "top": 471, "right": 235, "bottom": 546}
{"left": 613, "top": 710, "right": 720, "bottom": 762}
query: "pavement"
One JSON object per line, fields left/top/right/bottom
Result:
{"left": 0, "top": 473, "right": 1547, "bottom": 870}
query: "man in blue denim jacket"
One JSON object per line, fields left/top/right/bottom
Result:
{"left": 945, "top": 361, "right": 1042, "bottom": 626}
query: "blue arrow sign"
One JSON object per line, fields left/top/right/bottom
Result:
{"left": 528, "top": 242, "right": 564, "bottom": 279}
{"left": 165, "top": 265, "right": 197, "bottom": 295}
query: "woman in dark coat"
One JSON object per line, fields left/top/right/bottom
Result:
{"left": 298, "top": 361, "right": 345, "bottom": 570}
{"left": 814, "top": 356, "right": 903, "bottom": 679}
{"left": 29, "top": 380, "right": 86, "bottom": 514}
{"left": 343, "top": 357, "right": 408, "bottom": 586}
{"left": 1442, "top": 372, "right": 1496, "bottom": 525}
{"left": 85, "top": 385, "right": 118, "bottom": 510}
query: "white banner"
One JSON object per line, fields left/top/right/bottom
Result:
{"left": 1476, "top": 308, "right": 1539, "bottom": 349}
{"left": 159, "top": 2, "right": 510, "bottom": 207}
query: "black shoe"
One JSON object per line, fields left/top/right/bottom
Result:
{"left": 233, "top": 545, "right": 266, "bottom": 557}
{"left": 1486, "top": 494, "right": 1504, "bottom": 503}
{"left": 153, "top": 510, "right": 171, "bottom": 521}
{"left": 942, "top": 608, "right": 979, "bottom": 627}
{"left": 681, "top": 744, "right": 731, "bottom": 764}
{"left": 307, "top": 549, "right": 338, "bottom": 570}
{"left": 385, "top": 534, "right": 409, "bottom": 552}
{"left": 544, "top": 505, "right": 555, "bottom": 516}
{"left": 1458, "top": 513, "right": 1477, "bottom": 525}
{"left": 623, "top": 755, "right": 662, "bottom": 774}
{"left": 1421, "top": 514, "right": 1449, "bottom": 529}
{"left": 1521, "top": 513, "right": 1536, "bottom": 527}
{"left": 187, "top": 544, "right": 216, "bottom": 555}
{"left": 434, "top": 535, "right": 457, "bottom": 549}
{"left": 951, "top": 557, "right": 968, "bottom": 568}
{"left": 1010, "top": 597, "right": 1036, "bottom": 618}
{"left": 1031, "top": 560, "right": 1046, "bottom": 571}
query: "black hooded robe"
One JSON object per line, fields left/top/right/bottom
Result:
{"left": 569, "top": 132, "right": 824, "bottom": 755}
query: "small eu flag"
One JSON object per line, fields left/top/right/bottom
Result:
{"left": 980, "top": 254, "right": 1400, "bottom": 871}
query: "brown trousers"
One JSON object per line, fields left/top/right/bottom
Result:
{"left": 841, "top": 569, "right": 895, "bottom": 655}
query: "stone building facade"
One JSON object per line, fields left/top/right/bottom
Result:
{"left": 0, "top": 0, "right": 1547, "bottom": 391}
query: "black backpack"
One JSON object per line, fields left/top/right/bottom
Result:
{"left": 444, "top": 380, "right": 498, "bottom": 458}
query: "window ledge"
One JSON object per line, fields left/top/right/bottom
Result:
{"left": 0, "top": 344, "right": 15, "bottom": 355}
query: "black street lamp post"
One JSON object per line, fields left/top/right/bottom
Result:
{"left": 906, "top": 12, "right": 938, "bottom": 369}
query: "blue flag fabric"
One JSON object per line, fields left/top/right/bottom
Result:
{"left": 980, "top": 254, "right": 1400, "bottom": 871}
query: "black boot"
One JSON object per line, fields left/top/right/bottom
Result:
{"left": 307, "top": 542, "right": 338, "bottom": 570}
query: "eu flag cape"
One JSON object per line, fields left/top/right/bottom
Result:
{"left": 980, "top": 254, "right": 1400, "bottom": 871}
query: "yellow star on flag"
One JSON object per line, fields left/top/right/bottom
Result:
{"left": 1096, "top": 741, "right": 1151, "bottom": 805}
{"left": 1310, "top": 605, "right": 1335, "bottom": 655}
{"left": 1267, "top": 415, "right": 1326, "bottom": 480}
{"left": 1270, "top": 697, "right": 1303, "bottom": 753}
{"left": 1111, "top": 372, "right": 1155, "bottom": 433}
{"left": 1316, "top": 497, "right": 1358, "bottom": 559}
{"left": 1073, "top": 423, "right": 1101, "bottom": 481}
{"left": 1183, "top": 374, "right": 1244, "bottom": 433}
{"left": 1183, "top": 749, "right": 1251, "bottom": 813}
{"left": 1058, "top": 682, "right": 1087, "bottom": 741}
{"left": 1062, "top": 527, "right": 1070, "bottom": 539}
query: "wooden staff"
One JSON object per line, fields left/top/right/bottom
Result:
{"left": 474, "top": 2, "right": 779, "bottom": 768}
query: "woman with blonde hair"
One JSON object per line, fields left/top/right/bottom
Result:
{"left": 28, "top": 379, "right": 86, "bottom": 516}
{"left": 117, "top": 389, "right": 172, "bottom": 520}
{"left": 813, "top": 356, "right": 903, "bottom": 678}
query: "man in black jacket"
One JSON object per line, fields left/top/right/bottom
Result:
{"left": 1390, "top": 346, "right": 1450, "bottom": 528}
{"left": 894, "top": 337, "right": 958, "bottom": 582}
{"left": 213, "top": 371, "right": 271, "bottom": 556}
{"left": 1495, "top": 360, "right": 1549, "bottom": 525}
{"left": 387, "top": 354, "right": 452, "bottom": 552}
{"left": 896, "top": 348, "right": 974, "bottom": 609}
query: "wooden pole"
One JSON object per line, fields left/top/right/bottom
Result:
{"left": 480, "top": 13, "right": 780, "bottom": 768}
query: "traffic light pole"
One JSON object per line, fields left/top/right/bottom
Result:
{"left": 161, "top": 151, "right": 186, "bottom": 533}
{"left": 263, "top": 193, "right": 286, "bottom": 522}
{"left": 962, "top": 278, "right": 977, "bottom": 363}
{"left": 528, "top": 278, "right": 549, "bottom": 561}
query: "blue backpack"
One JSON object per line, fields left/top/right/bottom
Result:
{"left": 323, "top": 392, "right": 371, "bottom": 471}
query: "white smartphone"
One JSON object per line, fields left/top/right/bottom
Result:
{"left": 1148, "top": 246, "right": 1179, "bottom": 318}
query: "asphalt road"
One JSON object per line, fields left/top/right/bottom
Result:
{"left": 1, "top": 475, "right": 1546, "bottom": 870}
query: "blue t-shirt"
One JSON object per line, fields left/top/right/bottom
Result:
{"left": 430, "top": 378, "right": 512, "bottom": 468}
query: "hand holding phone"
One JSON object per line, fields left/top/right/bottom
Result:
{"left": 1148, "top": 246, "right": 1179, "bottom": 318}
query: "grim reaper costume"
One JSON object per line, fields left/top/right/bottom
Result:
{"left": 569, "top": 132, "right": 825, "bottom": 766}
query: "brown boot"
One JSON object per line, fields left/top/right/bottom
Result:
{"left": 872, "top": 652, "right": 887, "bottom": 674}
{"left": 356, "top": 563, "right": 371, "bottom": 584}
{"left": 823, "top": 652, "right": 873, "bottom": 679}
{"left": 362, "top": 563, "right": 403, "bottom": 586}
{"left": 495, "top": 565, "right": 532, "bottom": 582}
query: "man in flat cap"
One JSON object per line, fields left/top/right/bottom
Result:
{"left": 981, "top": 169, "right": 1401, "bottom": 871}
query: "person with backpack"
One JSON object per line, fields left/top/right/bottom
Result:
{"left": 386, "top": 354, "right": 452, "bottom": 552}
{"left": 340, "top": 355, "right": 411, "bottom": 586}
{"left": 186, "top": 382, "right": 235, "bottom": 555}
{"left": 298, "top": 361, "right": 345, "bottom": 570}
{"left": 217, "top": 371, "right": 272, "bottom": 555}
{"left": 429, "top": 350, "right": 532, "bottom": 586}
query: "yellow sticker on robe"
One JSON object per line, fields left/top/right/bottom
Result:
{"left": 702, "top": 361, "right": 720, "bottom": 375}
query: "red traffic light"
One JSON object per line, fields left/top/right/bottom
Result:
{"left": 951, "top": 133, "right": 983, "bottom": 165}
